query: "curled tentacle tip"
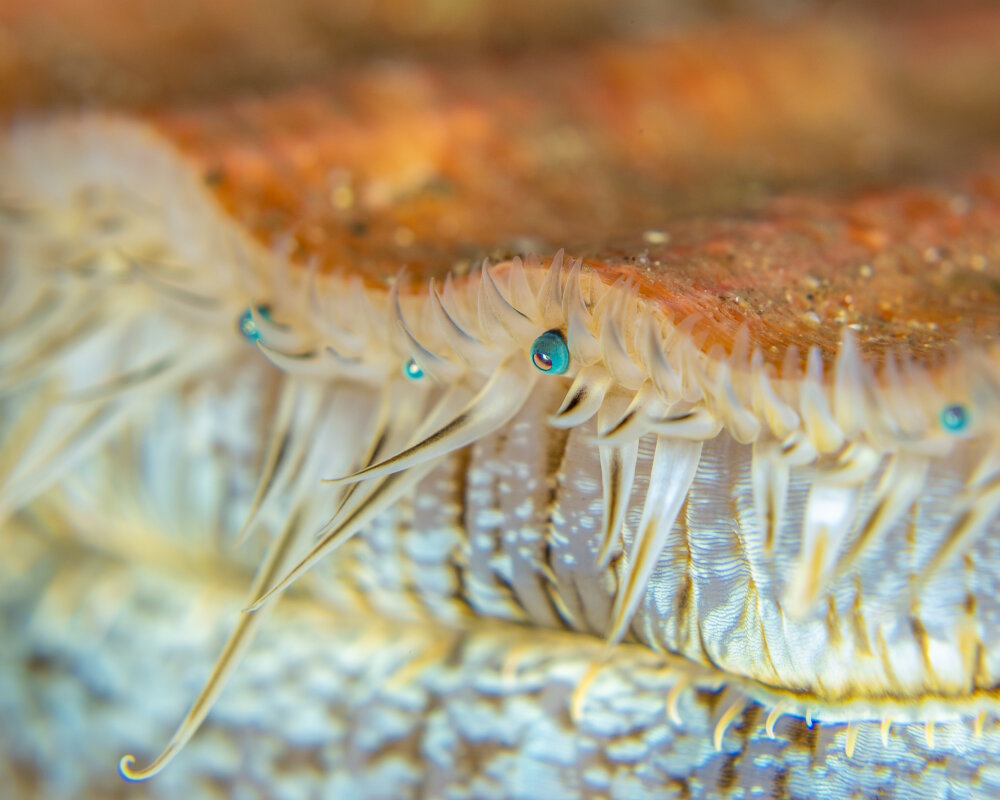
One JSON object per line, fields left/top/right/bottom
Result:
{"left": 118, "top": 754, "right": 150, "bottom": 783}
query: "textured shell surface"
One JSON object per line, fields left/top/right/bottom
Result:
{"left": 3, "top": 2, "right": 1000, "bottom": 799}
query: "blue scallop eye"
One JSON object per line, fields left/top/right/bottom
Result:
{"left": 940, "top": 403, "right": 969, "bottom": 433}
{"left": 238, "top": 305, "right": 271, "bottom": 343}
{"left": 530, "top": 330, "right": 570, "bottom": 375}
{"left": 403, "top": 358, "right": 424, "bottom": 380}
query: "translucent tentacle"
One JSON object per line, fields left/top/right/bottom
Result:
{"left": 326, "top": 355, "right": 537, "bottom": 487}
{"left": 119, "top": 511, "right": 307, "bottom": 782}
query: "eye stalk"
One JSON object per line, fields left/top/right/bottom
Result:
{"left": 403, "top": 357, "right": 425, "bottom": 380}
{"left": 238, "top": 305, "right": 271, "bottom": 343}
{"left": 940, "top": 403, "right": 969, "bottom": 434}
{"left": 530, "top": 330, "right": 570, "bottom": 375}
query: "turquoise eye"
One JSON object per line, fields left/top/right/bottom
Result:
{"left": 238, "top": 305, "right": 271, "bottom": 343}
{"left": 403, "top": 357, "right": 424, "bottom": 380}
{"left": 530, "top": 330, "right": 570, "bottom": 375}
{"left": 940, "top": 403, "right": 969, "bottom": 433}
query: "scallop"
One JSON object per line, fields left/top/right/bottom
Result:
{"left": 3, "top": 3, "right": 1000, "bottom": 798}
